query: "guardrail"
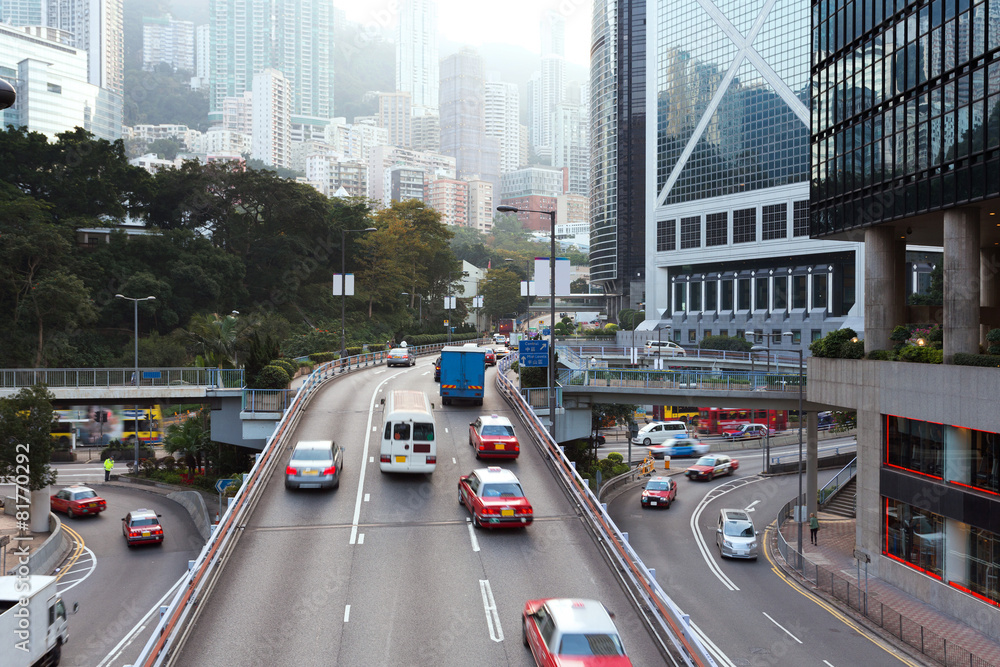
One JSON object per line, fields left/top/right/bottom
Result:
{"left": 495, "top": 352, "right": 715, "bottom": 666}
{"left": 818, "top": 457, "right": 857, "bottom": 505}
{"left": 518, "top": 386, "right": 563, "bottom": 410}
{"left": 0, "top": 367, "right": 245, "bottom": 389}
{"left": 558, "top": 343, "right": 802, "bottom": 366}
{"left": 241, "top": 389, "right": 290, "bottom": 413}
{"left": 558, "top": 367, "right": 805, "bottom": 392}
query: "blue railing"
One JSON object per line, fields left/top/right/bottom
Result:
{"left": 241, "top": 389, "right": 291, "bottom": 413}
{"left": 557, "top": 367, "right": 805, "bottom": 392}
{"left": 0, "top": 367, "right": 244, "bottom": 389}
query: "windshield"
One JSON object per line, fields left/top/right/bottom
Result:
{"left": 480, "top": 483, "right": 524, "bottom": 498}
{"left": 724, "top": 521, "right": 755, "bottom": 537}
{"left": 130, "top": 517, "right": 158, "bottom": 527}
{"left": 291, "top": 449, "right": 332, "bottom": 461}
{"left": 558, "top": 633, "right": 625, "bottom": 656}
{"left": 72, "top": 490, "right": 98, "bottom": 500}
{"left": 481, "top": 425, "right": 514, "bottom": 437}
{"left": 695, "top": 457, "right": 716, "bottom": 466}
{"left": 645, "top": 482, "right": 670, "bottom": 491}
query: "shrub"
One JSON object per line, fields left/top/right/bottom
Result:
{"left": 809, "top": 328, "right": 859, "bottom": 358}
{"left": 954, "top": 352, "right": 1000, "bottom": 367}
{"left": 889, "top": 325, "right": 910, "bottom": 351}
{"left": 269, "top": 358, "right": 298, "bottom": 378}
{"left": 158, "top": 456, "right": 177, "bottom": 471}
{"left": 606, "top": 452, "right": 624, "bottom": 463}
{"left": 309, "top": 352, "right": 335, "bottom": 363}
{"left": 841, "top": 340, "right": 865, "bottom": 359}
{"left": 866, "top": 349, "right": 896, "bottom": 361}
{"left": 251, "top": 364, "right": 291, "bottom": 389}
{"left": 699, "top": 334, "right": 752, "bottom": 352}
{"left": 345, "top": 346, "right": 364, "bottom": 356}
{"left": 897, "top": 346, "right": 943, "bottom": 364}
{"left": 139, "top": 458, "right": 159, "bottom": 476}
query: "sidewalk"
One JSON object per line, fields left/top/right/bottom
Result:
{"left": 773, "top": 512, "right": 1000, "bottom": 666}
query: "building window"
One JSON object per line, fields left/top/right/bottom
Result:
{"left": 811, "top": 329, "right": 822, "bottom": 342}
{"left": 681, "top": 216, "right": 701, "bottom": 249}
{"left": 733, "top": 208, "right": 756, "bottom": 243}
{"left": 883, "top": 498, "right": 944, "bottom": 578}
{"left": 792, "top": 276, "right": 807, "bottom": 309}
{"left": 774, "top": 277, "right": 787, "bottom": 310}
{"left": 770, "top": 329, "right": 782, "bottom": 345}
{"left": 790, "top": 330, "right": 801, "bottom": 344}
{"left": 967, "top": 526, "right": 1000, "bottom": 604}
{"left": 705, "top": 280, "right": 717, "bottom": 311}
{"left": 657, "top": 219, "right": 676, "bottom": 251}
{"left": 737, "top": 278, "right": 751, "bottom": 311}
{"left": 673, "top": 282, "right": 686, "bottom": 311}
{"left": 721, "top": 280, "right": 734, "bottom": 310}
{"left": 885, "top": 416, "right": 945, "bottom": 478}
{"left": 690, "top": 281, "right": 702, "bottom": 311}
{"left": 703, "top": 329, "right": 712, "bottom": 337}
{"left": 813, "top": 274, "right": 828, "bottom": 309}
{"left": 706, "top": 212, "right": 727, "bottom": 246}
{"left": 762, "top": 204, "right": 787, "bottom": 240}
{"left": 793, "top": 201, "right": 809, "bottom": 236}
{"left": 755, "top": 277, "right": 768, "bottom": 310}
{"left": 688, "top": 329, "right": 697, "bottom": 343}
{"left": 973, "top": 431, "right": 1000, "bottom": 494}
{"left": 47, "top": 83, "right": 62, "bottom": 94}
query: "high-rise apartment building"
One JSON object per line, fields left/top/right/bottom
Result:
{"left": 367, "top": 144, "right": 454, "bottom": 203}
{"left": 191, "top": 23, "right": 210, "bottom": 89}
{"left": 209, "top": 0, "right": 334, "bottom": 132}
{"left": 378, "top": 91, "right": 412, "bottom": 148}
{"left": 809, "top": 0, "right": 1000, "bottom": 638}
{"left": 645, "top": 0, "right": 863, "bottom": 346}
{"left": 251, "top": 68, "right": 291, "bottom": 168}
{"left": 411, "top": 110, "right": 440, "bottom": 152}
{"left": 540, "top": 9, "right": 565, "bottom": 58}
{"left": 142, "top": 14, "right": 195, "bottom": 72}
{"left": 440, "top": 48, "right": 499, "bottom": 191}
{"left": 466, "top": 179, "right": 493, "bottom": 233}
{"left": 0, "top": 0, "right": 42, "bottom": 26}
{"left": 529, "top": 54, "right": 565, "bottom": 163}
{"left": 385, "top": 165, "right": 426, "bottom": 206}
{"left": 426, "top": 178, "right": 468, "bottom": 226}
{"left": 221, "top": 91, "right": 253, "bottom": 134}
{"left": 485, "top": 78, "right": 520, "bottom": 174}
{"left": 395, "top": 0, "right": 438, "bottom": 112}
{"left": 553, "top": 103, "right": 588, "bottom": 196}
{"left": 499, "top": 165, "right": 565, "bottom": 232}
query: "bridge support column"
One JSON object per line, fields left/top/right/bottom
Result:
{"left": 807, "top": 411, "right": 819, "bottom": 517}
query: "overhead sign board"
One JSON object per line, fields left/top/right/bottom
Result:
{"left": 519, "top": 353, "right": 549, "bottom": 367}
{"left": 519, "top": 340, "right": 548, "bottom": 355}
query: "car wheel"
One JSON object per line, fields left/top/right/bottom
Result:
{"left": 643, "top": 438, "right": 652, "bottom": 446}
{"left": 709, "top": 471, "right": 714, "bottom": 481}
{"left": 522, "top": 618, "right": 530, "bottom": 646}
{"left": 664, "top": 498, "right": 671, "bottom": 509}
{"left": 67, "top": 508, "right": 75, "bottom": 519}
{"left": 472, "top": 513, "right": 482, "bottom": 529}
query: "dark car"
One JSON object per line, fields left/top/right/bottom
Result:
{"left": 434, "top": 356, "right": 441, "bottom": 382}
{"left": 122, "top": 509, "right": 164, "bottom": 547}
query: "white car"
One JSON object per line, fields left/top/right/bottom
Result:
{"left": 645, "top": 340, "right": 686, "bottom": 357}
{"left": 631, "top": 421, "right": 688, "bottom": 446}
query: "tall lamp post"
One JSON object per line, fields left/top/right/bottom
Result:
{"left": 339, "top": 227, "right": 377, "bottom": 366}
{"left": 115, "top": 293, "right": 155, "bottom": 478}
{"left": 781, "top": 331, "right": 804, "bottom": 570}
{"left": 497, "top": 204, "right": 557, "bottom": 440}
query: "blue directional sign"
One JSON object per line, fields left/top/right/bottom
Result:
{"left": 215, "top": 478, "right": 237, "bottom": 494}
{"left": 519, "top": 340, "right": 549, "bottom": 367}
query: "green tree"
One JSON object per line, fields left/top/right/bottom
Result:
{"left": 908, "top": 264, "right": 943, "bottom": 306}
{"left": 481, "top": 268, "right": 522, "bottom": 322}
{"left": 699, "top": 334, "right": 752, "bottom": 352}
{"left": 0, "top": 385, "right": 57, "bottom": 491}
{"left": 146, "top": 138, "right": 183, "bottom": 160}
{"left": 571, "top": 278, "right": 589, "bottom": 294}
{"left": 163, "top": 412, "right": 210, "bottom": 474}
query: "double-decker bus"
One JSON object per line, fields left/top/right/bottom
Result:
{"left": 49, "top": 405, "right": 164, "bottom": 447}
{"left": 50, "top": 409, "right": 93, "bottom": 449}
{"left": 697, "top": 408, "right": 788, "bottom": 435}
{"left": 120, "top": 406, "right": 164, "bottom": 445}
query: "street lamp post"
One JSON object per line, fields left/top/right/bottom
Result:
{"left": 339, "top": 227, "right": 377, "bottom": 369}
{"left": 781, "top": 331, "right": 804, "bottom": 570}
{"left": 115, "top": 293, "right": 155, "bottom": 478}
{"left": 497, "top": 205, "right": 557, "bottom": 440}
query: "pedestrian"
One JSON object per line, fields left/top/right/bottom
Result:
{"left": 104, "top": 456, "right": 114, "bottom": 482}
{"left": 809, "top": 512, "right": 820, "bottom": 545}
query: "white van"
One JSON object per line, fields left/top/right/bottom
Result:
{"left": 379, "top": 390, "right": 437, "bottom": 473}
{"left": 645, "top": 340, "right": 686, "bottom": 357}
{"left": 631, "top": 421, "right": 689, "bottom": 446}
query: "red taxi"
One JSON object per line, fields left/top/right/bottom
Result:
{"left": 640, "top": 476, "right": 677, "bottom": 509}
{"left": 469, "top": 414, "right": 520, "bottom": 459}
{"left": 686, "top": 454, "right": 739, "bottom": 481}
{"left": 522, "top": 598, "right": 632, "bottom": 666}
{"left": 122, "top": 509, "right": 164, "bottom": 547}
{"left": 50, "top": 486, "right": 107, "bottom": 518}
{"left": 458, "top": 467, "right": 533, "bottom": 529}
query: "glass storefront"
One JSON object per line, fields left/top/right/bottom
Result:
{"left": 885, "top": 415, "right": 944, "bottom": 477}
{"left": 884, "top": 498, "right": 944, "bottom": 578}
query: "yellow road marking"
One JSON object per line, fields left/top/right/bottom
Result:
{"left": 55, "top": 523, "right": 86, "bottom": 582}
{"left": 763, "top": 524, "right": 921, "bottom": 667}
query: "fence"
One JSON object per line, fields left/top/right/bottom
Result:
{"left": 818, "top": 457, "right": 857, "bottom": 505}
{"left": 558, "top": 367, "right": 805, "bottom": 392}
{"left": 775, "top": 500, "right": 996, "bottom": 667}
{"left": 0, "top": 367, "right": 245, "bottom": 389}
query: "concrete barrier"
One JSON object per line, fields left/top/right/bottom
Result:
{"left": 6, "top": 513, "right": 72, "bottom": 577}
{"left": 166, "top": 491, "right": 213, "bottom": 542}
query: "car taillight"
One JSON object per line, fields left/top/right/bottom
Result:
{"left": 523, "top": 507, "right": 533, "bottom": 514}
{"left": 380, "top": 454, "right": 391, "bottom": 463}
{"left": 286, "top": 466, "right": 298, "bottom": 475}
{"left": 426, "top": 455, "right": 436, "bottom": 464}
{"left": 481, "top": 507, "right": 499, "bottom": 515}
{"left": 322, "top": 466, "right": 337, "bottom": 475}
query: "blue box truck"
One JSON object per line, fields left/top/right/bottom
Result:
{"left": 439, "top": 345, "right": 486, "bottom": 406}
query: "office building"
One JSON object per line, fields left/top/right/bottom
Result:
{"left": 378, "top": 91, "right": 412, "bottom": 148}
{"left": 395, "top": 0, "right": 438, "bottom": 112}
{"left": 485, "top": 78, "right": 521, "bottom": 174}
{"left": 0, "top": 0, "right": 42, "bottom": 26}
{"left": 645, "top": 0, "right": 863, "bottom": 348}
{"left": 809, "top": 0, "right": 1000, "bottom": 638}
{"left": 411, "top": 110, "right": 440, "bottom": 152}
{"left": 385, "top": 165, "right": 426, "bottom": 205}
{"left": 142, "top": 14, "right": 195, "bottom": 72}
{"left": 251, "top": 68, "right": 291, "bottom": 169}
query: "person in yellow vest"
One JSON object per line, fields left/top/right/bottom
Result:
{"left": 104, "top": 456, "right": 114, "bottom": 482}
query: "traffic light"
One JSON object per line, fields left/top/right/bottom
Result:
{"left": 97, "top": 410, "right": 108, "bottom": 423}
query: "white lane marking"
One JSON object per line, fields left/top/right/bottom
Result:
{"left": 452, "top": 458, "right": 456, "bottom": 464}
{"left": 689, "top": 485, "right": 741, "bottom": 591}
{"left": 358, "top": 533, "right": 365, "bottom": 544}
{"left": 690, "top": 621, "right": 737, "bottom": 667}
{"left": 479, "top": 580, "right": 504, "bottom": 642}
{"left": 466, "top": 518, "right": 480, "bottom": 552}
{"left": 351, "top": 374, "right": 395, "bottom": 545}
{"left": 422, "top": 371, "right": 430, "bottom": 376}
{"left": 364, "top": 493, "right": 370, "bottom": 502}
{"left": 744, "top": 499, "right": 760, "bottom": 512}
{"left": 445, "top": 427, "right": 449, "bottom": 433}
{"left": 344, "top": 605, "right": 351, "bottom": 622}
{"left": 372, "top": 426, "right": 377, "bottom": 432}
{"left": 762, "top": 611, "right": 803, "bottom": 643}
{"left": 823, "top": 661, "right": 835, "bottom": 667}
{"left": 96, "top": 575, "right": 186, "bottom": 667}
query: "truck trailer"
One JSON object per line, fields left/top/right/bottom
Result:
{"left": 439, "top": 345, "right": 486, "bottom": 406}
{"left": 0, "top": 575, "right": 71, "bottom": 666}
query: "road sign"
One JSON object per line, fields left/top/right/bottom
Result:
{"left": 519, "top": 340, "right": 548, "bottom": 355}
{"left": 520, "top": 354, "right": 549, "bottom": 367}
{"left": 215, "top": 478, "right": 237, "bottom": 494}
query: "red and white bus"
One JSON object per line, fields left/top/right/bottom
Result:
{"left": 697, "top": 408, "right": 788, "bottom": 435}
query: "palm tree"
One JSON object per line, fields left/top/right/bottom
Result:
{"left": 164, "top": 414, "right": 210, "bottom": 474}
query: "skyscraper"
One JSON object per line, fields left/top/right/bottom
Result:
{"left": 485, "top": 78, "right": 520, "bottom": 174}
{"left": 440, "top": 48, "right": 499, "bottom": 191}
{"left": 251, "top": 68, "right": 291, "bottom": 168}
{"left": 395, "top": 0, "right": 438, "bottom": 112}
{"left": 0, "top": 0, "right": 43, "bottom": 26}
{"left": 143, "top": 15, "right": 195, "bottom": 72}
{"left": 378, "top": 91, "right": 412, "bottom": 148}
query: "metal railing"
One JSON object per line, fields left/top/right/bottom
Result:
{"left": 519, "top": 386, "right": 563, "bottom": 410}
{"left": 558, "top": 367, "right": 805, "bottom": 392}
{"left": 818, "top": 457, "right": 857, "bottom": 505}
{"left": 0, "top": 367, "right": 244, "bottom": 389}
{"left": 774, "top": 500, "right": 996, "bottom": 667}
{"left": 496, "top": 353, "right": 714, "bottom": 666}
{"left": 241, "top": 389, "right": 291, "bottom": 413}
